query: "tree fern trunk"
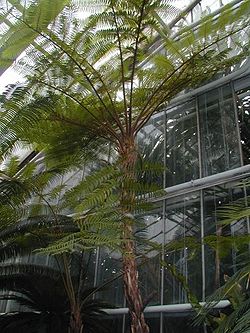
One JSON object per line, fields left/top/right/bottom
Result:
{"left": 123, "top": 224, "right": 149, "bottom": 333}
{"left": 119, "top": 136, "right": 150, "bottom": 333}
{"left": 69, "top": 306, "right": 83, "bottom": 333}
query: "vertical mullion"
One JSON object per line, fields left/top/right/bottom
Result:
{"left": 197, "top": 93, "right": 206, "bottom": 302}
{"left": 160, "top": 109, "right": 167, "bottom": 333}
{"left": 200, "top": 189, "right": 206, "bottom": 302}
{"left": 196, "top": 96, "right": 203, "bottom": 179}
{"left": 93, "top": 247, "right": 100, "bottom": 287}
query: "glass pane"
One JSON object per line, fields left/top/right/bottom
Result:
{"left": 203, "top": 181, "right": 247, "bottom": 298}
{"left": 105, "top": 315, "right": 124, "bottom": 333}
{"left": 137, "top": 202, "right": 163, "bottom": 306}
{"left": 82, "top": 250, "right": 97, "bottom": 288}
{"left": 96, "top": 249, "right": 124, "bottom": 307}
{"left": 144, "top": 313, "right": 161, "bottom": 333}
{"left": 137, "top": 111, "right": 164, "bottom": 187}
{"left": 166, "top": 100, "right": 199, "bottom": 187}
{"left": 163, "top": 312, "right": 204, "bottom": 333}
{"left": 234, "top": 75, "right": 250, "bottom": 165}
{"left": 164, "top": 192, "right": 202, "bottom": 304}
{"left": 138, "top": 254, "right": 161, "bottom": 306}
{"left": 198, "top": 84, "right": 241, "bottom": 176}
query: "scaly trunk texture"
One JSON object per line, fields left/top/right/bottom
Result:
{"left": 69, "top": 305, "right": 83, "bottom": 333}
{"left": 123, "top": 224, "right": 150, "bottom": 333}
{"left": 119, "top": 136, "right": 150, "bottom": 333}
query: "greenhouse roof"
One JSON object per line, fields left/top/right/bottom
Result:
{"left": 0, "top": 0, "right": 240, "bottom": 84}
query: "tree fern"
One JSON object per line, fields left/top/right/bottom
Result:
{"left": 0, "top": 1, "right": 249, "bottom": 332}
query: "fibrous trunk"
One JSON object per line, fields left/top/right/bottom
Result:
{"left": 123, "top": 224, "right": 150, "bottom": 333}
{"left": 69, "top": 305, "right": 83, "bottom": 333}
{"left": 119, "top": 136, "right": 150, "bottom": 333}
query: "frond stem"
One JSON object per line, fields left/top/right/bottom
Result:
{"left": 133, "top": 24, "right": 245, "bottom": 132}
{"left": 33, "top": 79, "right": 122, "bottom": 145}
{"left": 110, "top": 1, "right": 128, "bottom": 133}
{"left": 128, "top": 0, "right": 147, "bottom": 135}
{"left": 10, "top": 13, "right": 124, "bottom": 133}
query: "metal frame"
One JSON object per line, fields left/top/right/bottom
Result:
{"left": 104, "top": 300, "right": 230, "bottom": 315}
{"left": 98, "top": 72, "right": 250, "bottom": 333}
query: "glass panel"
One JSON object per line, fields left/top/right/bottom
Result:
{"left": 138, "top": 254, "right": 161, "bottom": 306}
{"left": 137, "top": 202, "right": 163, "bottom": 306}
{"left": 163, "top": 312, "right": 204, "bottom": 333}
{"left": 166, "top": 100, "right": 199, "bottom": 187}
{"left": 0, "top": 299, "right": 8, "bottom": 312}
{"left": 164, "top": 192, "right": 202, "bottom": 304}
{"left": 96, "top": 248, "right": 124, "bottom": 307}
{"left": 137, "top": 111, "right": 164, "bottom": 187}
{"left": 198, "top": 84, "right": 241, "bottom": 176}
{"left": 84, "top": 250, "right": 97, "bottom": 288}
{"left": 144, "top": 313, "right": 161, "bottom": 333}
{"left": 105, "top": 315, "right": 124, "bottom": 333}
{"left": 234, "top": 75, "right": 250, "bottom": 165}
{"left": 203, "top": 181, "right": 247, "bottom": 298}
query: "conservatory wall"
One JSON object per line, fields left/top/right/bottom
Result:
{"left": 96, "top": 72, "right": 250, "bottom": 333}
{"left": 0, "top": 71, "right": 249, "bottom": 332}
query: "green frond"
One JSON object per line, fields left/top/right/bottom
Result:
{"left": 230, "top": 307, "right": 250, "bottom": 333}
{"left": 213, "top": 298, "right": 250, "bottom": 333}
{"left": 0, "top": 214, "right": 77, "bottom": 262}
{"left": 197, "top": 12, "right": 215, "bottom": 40}
{"left": 74, "top": 179, "right": 118, "bottom": 212}
{"left": 78, "top": 218, "right": 121, "bottom": 233}
{"left": 0, "top": 177, "right": 30, "bottom": 207}
{"left": 161, "top": 258, "right": 200, "bottom": 308}
{"left": 2, "top": 155, "right": 20, "bottom": 176}
{"left": 216, "top": 4, "right": 233, "bottom": 30}
{"left": 194, "top": 264, "right": 250, "bottom": 328}
{"left": 38, "top": 230, "right": 121, "bottom": 255}
{"left": 236, "top": 0, "right": 250, "bottom": 17}
{"left": 63, "top": 164, "right": 120, "bottom": 208}
{"left": 0, "top": 262, "right": 60, "bottom": 279}
{"left": 18, "top": 161, "right": 37, "bottom": 179}
{"left": 217, "top": 198, "right": 250, "bottom": 225}
{"left": 204, "top": 235, "right": 250, "bottom": 258}
{"left": 0, "top": 0, "right": 70, "bottom": 73}
{"left": 152, "top": 54, "right": 175, "bottom": 72}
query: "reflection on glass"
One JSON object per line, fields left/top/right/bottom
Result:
{"left": 96, "top": 248, "right": 124, "bottom": 307}
{"left": 82, "top": 250, "right": 97, "bottom": 289}
{"left": 199, "top": 84, "right": 240, "bottom": 176}
{"left": 137, "top": 112, "right": 164, "bottom": 187}
{"left": 234, "top": 75, "right": 250, "bottom": 165}
{"left": 203, "top": 181, "right": 246, "bottom": 297}
{"left": 0, "top": 299, "right": 8, "bottom": 312}
{"left": 139, "top": 255, "right": 161, "bottom": 306}
{"left": 163, "top": 312, "right": 204, "bottom": 333}
{"left": 166, "top": 100, "right": 199, "bottom": 187}
{"left": 105, "top": 315, "right": 124, "bottom": 333}
{"left": 164, "top": 192, "right": 202, "bottom": 304}
{"left": 137, "top": 204, "right": 163, "bottom": 306}
{"left": 144, "top": 313, "right": 161, "bottom": 333}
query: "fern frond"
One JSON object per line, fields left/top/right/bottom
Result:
{"left": 62, "top": 164, "right": 120, "bottom": 208}
{"left": 37, "top": 230, "right": 121, "bottom": 255}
